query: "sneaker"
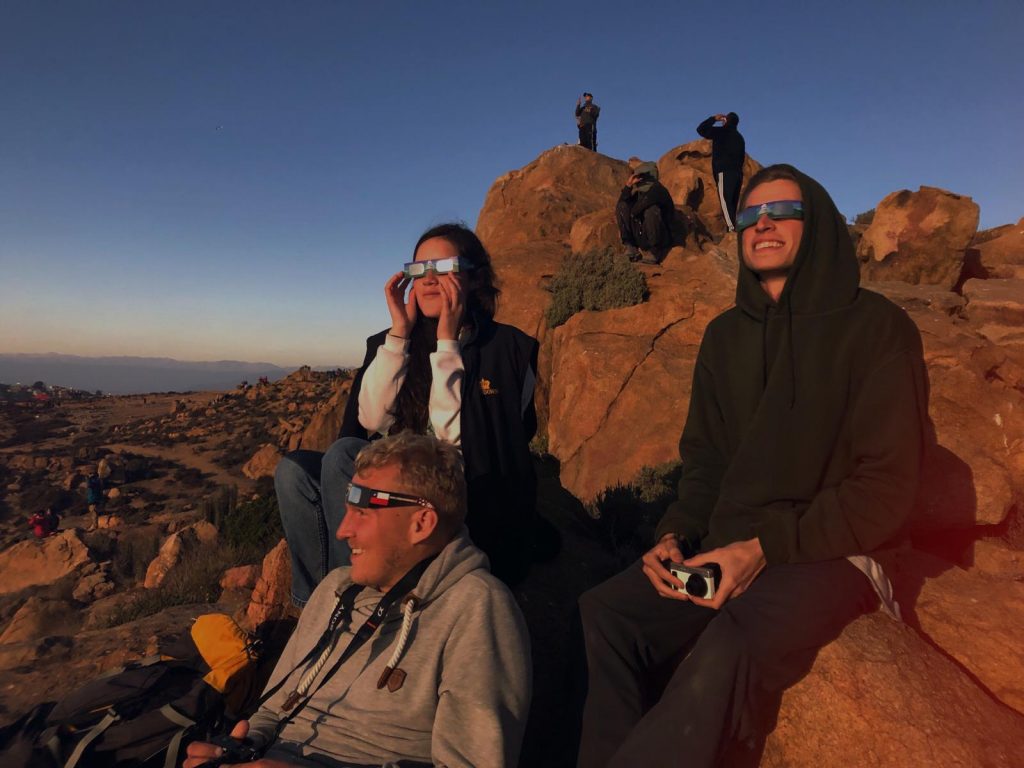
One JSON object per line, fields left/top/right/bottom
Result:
{"left": 624, "top": 246, "right": 641, "bottom": 262}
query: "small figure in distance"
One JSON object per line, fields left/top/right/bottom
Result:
{"left": 615, "top": 161, "right": 675, "bottom": 265}
{"left": 575, "top": 92, "right": 600, "bottom": 151}
{"left": 183, "top": 433, "right": 532, "bottom": 768}
{"left": 29, "top": 507, "right": 59, "bottom": 538}
{"left": 576, "top": 164, "right": 930, "bottom": 767}
{"left": 696, "top": 111, "right": 746, "bottom": 232}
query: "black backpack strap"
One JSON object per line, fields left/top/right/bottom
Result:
{"left": 158, "top": 705, "right": 197, "bottom": 768}
{"left": 62, "top": 711, "right": 119, "bottom": 768}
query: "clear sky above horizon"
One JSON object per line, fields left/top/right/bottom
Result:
{"left": 2, "top": 1, "right": 1021, "bottom": 368}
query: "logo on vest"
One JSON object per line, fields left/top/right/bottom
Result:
{"left": 479, "top": 378, "right": 499, "bottom": 396}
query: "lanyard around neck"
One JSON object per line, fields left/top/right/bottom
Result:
{"left": 270, "top": 555, "right": 438, "bottom": 736}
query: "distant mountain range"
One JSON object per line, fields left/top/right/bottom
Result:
{"left": 0, "top": 353, "right": 309, "bottom": 394}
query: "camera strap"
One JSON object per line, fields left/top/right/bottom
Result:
{"left": 264, "top": 555, "right": 437, "bottom": 742}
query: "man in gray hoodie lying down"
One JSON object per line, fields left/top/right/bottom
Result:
{"left": 184, "top": 432, "right": 532, "bottom": 768}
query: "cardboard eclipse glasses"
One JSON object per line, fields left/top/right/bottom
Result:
{"left": 402, "top": 257, "right": 472, "bottom": 279}
{"left": 735, "top": 200, "right": 804, "bottom": 232}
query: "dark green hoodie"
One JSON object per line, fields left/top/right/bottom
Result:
{"left": 655, "top": 165, "right": 929, "bottom": 565}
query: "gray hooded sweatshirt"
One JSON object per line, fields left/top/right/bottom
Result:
{"left": 247, "top": 531, "right": 532, "bottom": 767}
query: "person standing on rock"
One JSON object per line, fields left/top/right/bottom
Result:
{"left": 275, "top": 223, "right": 540, "bottom": 607}
{"left": 575, "top": 92, "right": 600, "bottom": 151}
{"left": 697, "top": 112, "right": 746, "bottom": 232}
{"left": 576, "top": 164, "right": 930, "bottom": 767}
{"left": 615, "top": 161, "right": 675, "bottom": 264}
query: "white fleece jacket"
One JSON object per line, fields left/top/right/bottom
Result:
{"left": 357, "top": 334, "right": 464, "bottom": 445}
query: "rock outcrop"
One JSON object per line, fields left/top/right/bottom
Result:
{"left": 857, "top": 187, "right": 980, "bottom": 288}
{"left": 762, "top": 612, "right": 1024, "bottom": 767}
{"left": 547, "top": 245, "right": 735, "bottom": 502}
{"left": 972, "top": 218, "right": 1024, "bottom": 278}
{"left": 478, "top": 145, "right": 630, "bottom": 249}
{"left": 244, "top": 539, "right": 292, "bottom": 629}
{"left": 656, "top": 140, "right": 762, "bottom": 238}
{"left": 0, "top": 531, "right": 92, "bottom": 595}
{"left": 242, "top": 443, "right": 283, "bottom": 480}
{"left": 143, "top": 521, "right": 218, "bottom": 589}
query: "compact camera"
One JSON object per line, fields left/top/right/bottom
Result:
{"left": 197, "top": 735, "right": 262, "bottom": 768}
{"left": 668, "top": 562, "right": 722, "bottom": 600}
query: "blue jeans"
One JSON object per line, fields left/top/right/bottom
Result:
{"left": 274, "top": 436, "right": 367, "bottom": 606}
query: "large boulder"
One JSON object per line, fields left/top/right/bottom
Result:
{"left": 492, "top": 241, "right": 571, "bottom": 343}
{"left": 962, "top": 278, "right": 1024, "bottom": 350}
{"left": 569, "top": 208, "right": 622, "bottom": 256}
{"left": 545, "top": 244, "right": 736, "bottom": 503}
{"left": 143, "top": 521, "right": 218, "bottom": 589}
{"left": 762, "top": 612, "right": 1024, "bottom": 767}
{"left": 972, "top": 217, "right": 1024, "bottom": 278}
{"left": 296, "top": 378, "right": 352, "bottom": 453}
{"left": 857, "top": 187, "right": 980, "bottom": 288}
{"left": 242, "top": 443, "right": 283, "bottom": 480}
{"left": 889, "top": 548, "right": 1024, "bottom": 715}
{"left": 656, "top": 140, "right": 762, "bottom": 238}
{"left": 478, "top": 145, "right": 630, "bottom": 250}
{"left": 870, "top": 283, "right": 1024, "bottom": 530}
{"left": 0, "top": 597, "right": 79, "bottom": 644}
{"left": 0, "top": 531, "right": 92, "bottom": 595}
{"left": 244, "top": 539, "right": 292, "bottom": 629}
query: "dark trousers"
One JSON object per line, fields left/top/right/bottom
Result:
{"left": 577, "top": 559, "right": 876, "bottom": 768}
{"left": 615, "top": 201, "right": 671, "bottom": 251}
{"left": 716, "top": 169, "right": 743, "bottom": 230}
{"left": 579, "top": 123, "right": 597, "bottom": 151}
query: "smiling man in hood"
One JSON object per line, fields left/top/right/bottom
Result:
{"left": 185, "top": 432, "right": 531, "bottom": 768}
{"left": 576, "top": 164, "right": 929, "bottom": 767}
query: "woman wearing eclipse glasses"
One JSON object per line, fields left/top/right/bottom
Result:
{"left": 275, "top": 223, "right": 540, "bottom": 606}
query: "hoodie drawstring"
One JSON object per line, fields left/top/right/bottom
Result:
{"left": 378, "top": 596, "right": 419, "bottom": 689}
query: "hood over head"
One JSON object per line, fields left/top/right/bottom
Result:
{"left": 735, "top": 164, "right": 860, "bottom": 319}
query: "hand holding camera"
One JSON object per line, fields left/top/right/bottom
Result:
{"left": 183, "top": 720, "right": 261, "bottom": 768}
{"left": 643, "top": 535, "right": 766, "bottom": 607}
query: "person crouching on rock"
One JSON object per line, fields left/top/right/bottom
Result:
{"left": 29, "top": 507, "right": 59, "bottom": 538}
{"left": 615, "top": 161, "right": 675, "bottom": 265}
{"left": 275, "top": 223, "right": 540, "bottom": 608}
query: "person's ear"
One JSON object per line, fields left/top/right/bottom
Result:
{"left": 409, "top": 505, "right": 439, "bottom": 544}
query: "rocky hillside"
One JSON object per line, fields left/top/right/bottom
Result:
{"left": 0, "top": 139, "right": 1022, "bottom": 766}
{"left": 478, "top": 142, "right": 1024, "bottom": 765}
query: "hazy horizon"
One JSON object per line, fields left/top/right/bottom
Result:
{"left": 2, "top": 1, "right": 1021, "bottom": 366}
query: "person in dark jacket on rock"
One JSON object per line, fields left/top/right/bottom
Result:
{"left": 275, "top": 223, "right": 539, "bottom": 605}
{"left": 576, "top": 165, "right": 929, "bottom": 767}
{"left": 697, "top": 112, "right": 746, "bottom": 232}
{"left": 575, "top": 92, "right": 600, "bottom": 151}
{"left": 615, "top": 162, "right": 675, "bottom": 264}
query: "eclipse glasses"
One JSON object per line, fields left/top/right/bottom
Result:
{"left": 402, "top": 257, "right": 471, "bottom": 279}
{"left": 346, "top": 482, "right": 434, "bottom": 510}
{"left": 735, "top": 200, "right": 804, "bottom": 232}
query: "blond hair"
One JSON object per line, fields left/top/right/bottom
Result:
{"left": 355, "top": 432, "right": 467, "bottom": 534}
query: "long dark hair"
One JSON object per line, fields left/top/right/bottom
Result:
{"left": 389, "top": 223, "right": 500, "bottom": 434}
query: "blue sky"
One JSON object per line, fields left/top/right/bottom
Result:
{"left": 1, "top": 1, "right": 1021, "bottom": 368}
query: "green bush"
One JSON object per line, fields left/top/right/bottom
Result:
{"left": 220, "top": 493, "right": 283, "bottom": 559}
{"left": 592, "top": 461, "right": 681, "bottom": 566}
{"left": 101, "top": 542, "right": 235, "bottom": 627}
{"left": 545, "top": 248, "right": 648, "bottom": 328}
{"left": 201, "top": 485, "right": 238, "bottom": 529}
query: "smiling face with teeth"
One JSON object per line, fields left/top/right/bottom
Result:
{"left": 336, "top": 463, "right": 432, "bottom": 592}
{"left": 741, "top": 179, "right": 805, "bottom": 300}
